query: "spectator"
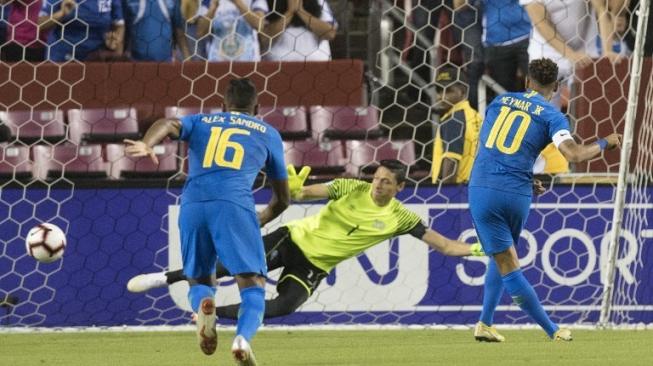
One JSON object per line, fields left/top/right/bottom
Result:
{"left": 195, "top": 0, "right": 267, "bottom": 61}
{"left": 39, "top": 0, "right": 125, "bottom": 62}
{"left": 533, "top": 143, "right": 570, "bottom": 174}
{"left": 430, "top": 65, "right": 482, "bottom": 184}
{"left": 478, "top": 0, "right": 531, "bottom": 92}
{"left": 621, "top": 0, "right": 653, "bottom": 56}
{"left": 0, "top": 0, "right": 46, "bottom": 62}
{"left": 520, "top": 0, "right": 618, "bottom": 80}
{"left": 261, "top": 0, "right": 337, "bottom": 61}
{"left": 122, "top": 0, "right": 194, "bottom": 61}
{"left": 452, "top": 0, "right": 484, "bottom": 108}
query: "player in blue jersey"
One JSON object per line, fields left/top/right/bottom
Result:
{"left": 469, "top": 58, "right": 621, "bottom": 342}
{"left": 124, "top": 78, "right": 290, "bottom": 365}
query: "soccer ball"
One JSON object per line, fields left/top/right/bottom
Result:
{"left": 25, "top": 223, "right": 66, "bottom": 263}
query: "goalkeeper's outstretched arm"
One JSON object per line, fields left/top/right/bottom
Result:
{"left": 287, "top": 165, "right": 330, "bottom": 202}
{"left": 421, "top": 229, "right": 485, "bottom": 257}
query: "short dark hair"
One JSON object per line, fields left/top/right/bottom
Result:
{"left": 225, "top": 78, "right": 257, "bottom": 110}
{"left": 528, "top": 58, "right": 559, "bottom": 86}
{"left": 378, "top": 159, "right": 408, "bottom": 184}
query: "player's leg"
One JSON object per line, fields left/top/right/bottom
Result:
{"left": 126, "top": 227, "right": 290, "bottom": 293}
{"left": 179, "top": 202, "right": 218, "bottom": 355}
{"left": 494, "top": 192, "right": 570, "bottom": 340}
{"left": 469, "top": 187, "right": 507, "bottom": 341}
{"left": 212, "top": 203, "right": 267, "bottom": 365}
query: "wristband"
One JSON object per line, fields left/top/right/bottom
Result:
{"left": 597, "top": 138, "right": 608, "bottom": 150}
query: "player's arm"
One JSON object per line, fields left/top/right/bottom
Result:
{"left": 287, "top": 165, "right": 330, "bottom": 201}
{"left": 259, "top": 134, "right": 291, "bottom": 226}
{"left": 258, "top": 179, "right": 290, "bottom": 226}
{"left": 408, "top": 223, "right": 484, "bottom": 257}
{"left": 523, "top": 1, "right": 592, "bottom": 66}
{"left": 124, "top": 118, "right": 181, "bottom": 164}
{"left": 557, "top": 133, "right": 622, "bottom": 163}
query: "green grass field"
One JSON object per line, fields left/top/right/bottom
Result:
{"left": 1, "top": 329, "right": 652, "bottom": 366}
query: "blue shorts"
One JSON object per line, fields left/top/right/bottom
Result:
{"left": 178, "top": 200, "right": 267, "bottom": 279}
{"left": 468, "top": 186, "right": 531, "bottom": 256}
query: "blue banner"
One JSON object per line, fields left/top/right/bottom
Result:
{"left": 1, "top": 186, "right": 651, "bottom": 327}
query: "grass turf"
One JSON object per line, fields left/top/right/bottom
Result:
{"left": 1, "top": 329, "right": 652, "bottom": 366}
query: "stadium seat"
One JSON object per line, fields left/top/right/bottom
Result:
{"left": 164, "top": 106, "right": 222, "bottom": 119}
{"left": 0, "top": 144, "right": 32, "bottom": 179}
{"left": 106, "top": 142, "right": 180, "bottom": 179}
{"left": 0, "top": 110, "right": 66, "bottom": 144}
{"left": 345, "top": 139, "right": 418, "bottom": 177}
{"left": 32, "top": 144, "right": 107, "bottom": 180}
{"left": 284, "top": 140, "right": 345, "bottom": 177}
{"left": 67, "top": 107, "right": 140, "bottom": 144}
{"left": 309, "top": 106, "right": 383, "bottom": 140}
{"left": 258, "top": 106, "right": 310, "bottom": 140}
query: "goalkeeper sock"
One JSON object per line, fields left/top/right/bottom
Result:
{"left": 236, "top": 286, "right": 265, "bottom": 342}
{"left": 188, "top": 284, "right": 216, "bottom": 313}
{"left": 480, "top": 260, "right": 503, "bottom": 326}
{"left": 502, "top": 269, "right": 558, "bottom": 337}
{"left": 166, "top": 269, "right": 187, "bottom": 284}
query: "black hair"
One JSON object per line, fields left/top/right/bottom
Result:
{"left": 528, "top": 58, "right": 559, "bottom": 86}
{"left": 225, "top": 78, "right": 257, "bottom": 110}
{"left": 266, "top": 0, "right": 323, "bottom": 28}
{"left": 378, "top": 159, "right": 408, "bottom": 184}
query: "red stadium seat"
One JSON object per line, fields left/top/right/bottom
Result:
{"left": 0, "top": 144, "right": 32, "bottom": 179}
{"left": 106, "top": 142, "right": 180, "bottom": 179}
{"left": 284, "top": 139, "right": 345, "bottom": 176}
{"left": 0, "top": 110, "right": 65, "bottom": 144}
{"left": 32, "top": 144, "right": 107, "bottom": 180}
{"left": 164, "top": 106, "right": 222, "bottom": 119}
{"left": 67, "top": 107, "right": 140, "bottom": 144}
{"left": 345, "top": 139, "right": 417, "bottom": 177}
{"left": 310, "top": 106, "right": 383, "bottom": 140}
{"left": 258, "top": 106, "right": 310, "bottom": 140}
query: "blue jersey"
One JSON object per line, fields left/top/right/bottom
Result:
{"left": 469, "top": 90, "right": 570, "bottom": 195}
{"left": 41, "top": 0, "right": 124, "bottom": 61}
{"left": 123, "top": 0, "right": 183, "bottom": 61}
{"left": 482, "top": 0, "right": 531, "bottom": 46}
{"left": 179, "top": 111, "right": 287, "bottom": 207}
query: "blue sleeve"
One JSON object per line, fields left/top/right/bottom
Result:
{"left": 544, "top": 105, "right": 570, "bottom": 140}
{"left": 112, "top": 0, "right": 124, "bottom": 23}
{"left": 265, "top": 131, "right": 288, "bottom": 180}
{"left": 179, "top": 115, "right": 197, "bottom": 141}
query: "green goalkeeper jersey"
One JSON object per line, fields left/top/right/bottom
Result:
{"left": 285, "top": 179, "right": 424, "bottom": 272}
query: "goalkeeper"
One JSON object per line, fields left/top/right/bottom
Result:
{"left": 128, "top": 159, "right": 485, "bottom": 321}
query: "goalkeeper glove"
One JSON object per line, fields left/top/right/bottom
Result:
{"left": 287, "top": 164, "right": 311, "bottom": 199}
{"left": 470, "top": 243, "right": 485, "bottom": 257}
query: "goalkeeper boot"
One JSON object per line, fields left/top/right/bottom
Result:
{"left": 232, "top": 335, "right": 257, "bottom": 366}
{"left": 126, "top": 272, "right": 168, "bottom": 293}
{"left": 196, "top": 297, "right": 218, "bottom": 355}
{"left": 474, "top": 321, "right": 506, "bottom": 342}
{"left": 553, "top": 328, "right": 573, "bottom": 341}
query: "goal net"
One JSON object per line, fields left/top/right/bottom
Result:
{"left": 0, "top": 0, "right": 651, "bottom": 329}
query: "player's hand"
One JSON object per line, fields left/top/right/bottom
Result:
{"left": 470, "top": 243, "right": 485, "bottom": 257}
{"left": 287, "top": 164, "right": 310, "bottom": 199}
{"left": 605, "top": 133, "right": 622, "bottom": 150}
{"left": 287, "top": 0, "right": 301, "bottom": 13}
{"left": 533, "top": 179, "right": 546, "bottom": 196}
{"left": 61, "top": 0, "right": 76, "bottom": 16}
{"left": 208, "top": 0, "right": 219, "bottom": 12}
{"left": 124, "top": 139, "right": 159, "bottom": 164}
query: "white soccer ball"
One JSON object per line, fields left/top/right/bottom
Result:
{"left": 25, "top": 223, "right": 66, "bottom": 263}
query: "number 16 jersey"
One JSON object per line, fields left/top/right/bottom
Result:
{"left": 179, "top": 111, "right": 287, "bottom": 206}
{"left": 469, "top": 90, "right": 571, "bottom": 196}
